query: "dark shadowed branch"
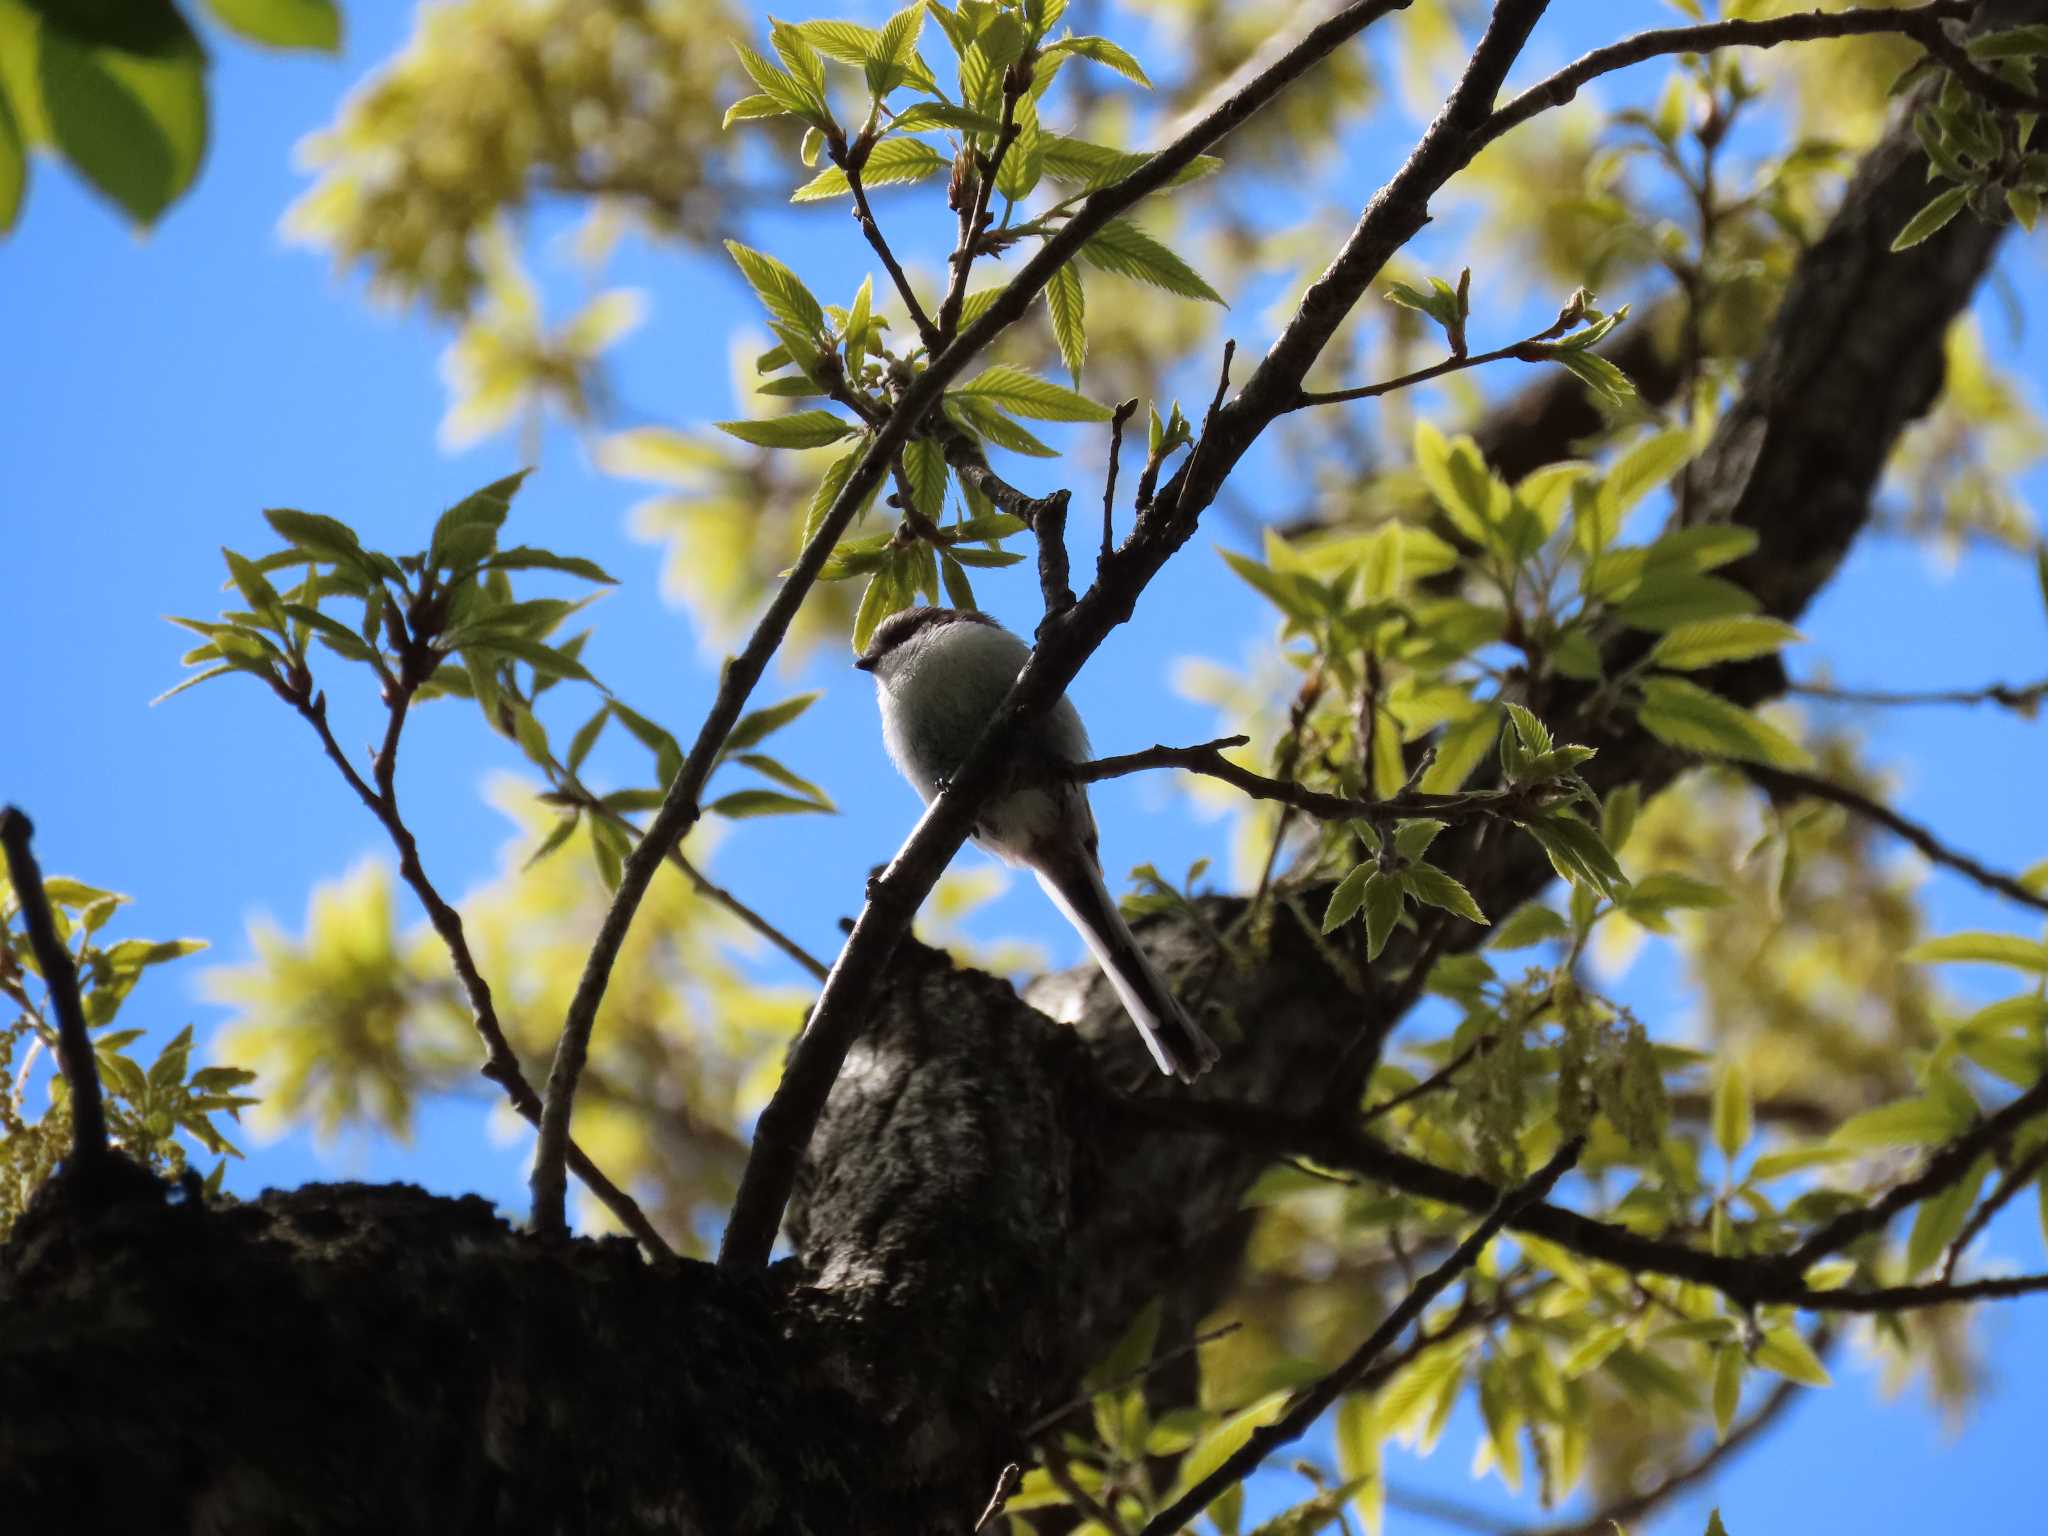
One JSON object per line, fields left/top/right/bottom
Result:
{"left": 1790, "top": 674, "right": 2048, "bottom": 712}
{"left": 1134, "top": 1140, "right": 1584, "bottom": 1536}
{"left": 0, "top": 808, "right": 108, "bottom": 1172}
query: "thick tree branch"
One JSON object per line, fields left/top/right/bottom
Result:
{"left": 536, "top": 4, "right": 1426, "bottom": 1243}
{"left": 0, "top": 809, "right": 108, "bottom": 1173}
{"left": 712, "top": 0, "right": 1425, "bottom": 1272}
{"left": 1746, "top": 763, "right": 2048, "bottom": 915}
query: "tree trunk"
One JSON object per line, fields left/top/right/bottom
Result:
{"left": 0, "top": 44, "right": 2014, "bottom": 1536}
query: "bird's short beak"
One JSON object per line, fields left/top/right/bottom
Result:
{"left": 852, "top": 653, "right": 877, "bottom": 672}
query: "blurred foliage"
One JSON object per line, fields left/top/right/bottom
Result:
{"left": 0, "top": 0, "right": 339, "bottom": 237}
{"left": 10, "top": 1, "right": 2048, "bottom": 1533}
{"left": 1, "top": 866, "right": 253, "bottom": 1241}
{"left": 285, "top": 0, "right": 749, "bottom": 314}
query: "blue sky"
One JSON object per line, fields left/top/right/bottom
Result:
{"left": 4, "top": 4, "right": 2047, "bottom": 1533}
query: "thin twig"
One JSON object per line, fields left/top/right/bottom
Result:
{"left": 837, "top": 145, "right": 942, "bottom": 353}
{"left": 1165, "top": 340, "right": 1237, "bottom": 522}
{"left": 974, "top": 1463, "right": 1023, "bottom": 1533}
{"left": 1133, "top": 1140, "right": 1584, "bottom": 1536}
{"left": 936, "top": 82, "right": 1022, "bottom": 344}
{"left": 285, "top": 687, "right": 675, "bottom": 1260}
{"left": 1745, "top": 763, "right": 2048, "bottom": 916}
{"left": 0, "top": 808, "right": 108, "bottom": 1172}
{"left": 1022, "top": 1322, "right": 1244, "bottom": 1438}
{"left": 1359, "top": 1035, "right": 1494, "bottom": 1126}
{"left": 1943, "top": 1138, "right": 2048, "bottom": 1283}
{"left": 1103, "top": 398, "right": 1139, "bottom": 571}
{"left": 1289, "top": 335, "right": 1560, "bottom": 412}
{"left": 1479, "top": 4, "right": 1979, "bottom": 149}
{"left": 1043, "top": 1443, "right": 1133, "bottom": 1536}
{"left": 1789, "top": 675, "right": 2048, "bottom": 712}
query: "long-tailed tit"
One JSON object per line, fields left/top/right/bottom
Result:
{"left": 855, "top": 606, "right": 1220, "bottom": 1082}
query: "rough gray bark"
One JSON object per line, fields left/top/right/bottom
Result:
{"left": 0, "top": 21, "right": 2024, "bottom": 1534}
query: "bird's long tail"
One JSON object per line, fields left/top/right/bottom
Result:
{"left": 1032, "top": 846, "right": 1220, "bottom": 1083}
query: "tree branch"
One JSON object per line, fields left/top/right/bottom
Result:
{"left": 709, "top": 0, "right": 1423, "bottom": 1273}
{"left": 1790, "top": 674, "right": 2048, "bottom": 712}
{"left": 0, "top": 808, "right": 108, "bottom": 1173}
{"left": 284, "top": 687, "right": 674, "bottom": 1261}
{"left": 1133, "top": 1139, "right": 1584, "bottom": 1536}
{"left": 1745, "top": 762, "right": 2048, "bottom": 916}
{"left": 836, "top": 143, "right": 942, "bottom": 353}
{"left": 1479, "top": 3, "right": 1977, "bottom": 150}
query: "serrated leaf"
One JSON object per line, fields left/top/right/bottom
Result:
{"left": 1891, "top": 184, "right": 1971, "bottom": 251}
{"left": 1362, "top": 870, "right": 1404, "bottom": 960}
{"left": 1649, "top": 617, "right": 1803, "bottom": 670}
{"left": 1401, "top": 863, "right": 1486, "bottom": 925}
{"left": 1080, "top": 218, "right": 1223, "bottom": 304}
{"left": 716, "top": 411, "right": 857, "bottom": 449}
{"left": 1604, "top": 428, "right": 1693, "bottom": 517}
{"left": 1323, "top": 863, "right": 1373, "bottom": 934}
{"left": 725, "top": 239, "right": 827, "bottom": 343}
{"left": 954, "top": 364, "right": 1112, "bottom": 422}
{"left": 892, "top": 100, "right": 1005, "bottom": 133}
{"left": 1636, "top": 676, "right": 1812, "bottom": 769}
{"left": 1045, "top": 260, "right": 1086, "bottom": 383}
{"left": 1048, "top": 34, "right": 1150, "bottom": 86}
{"left": 791, "top": 137, "right": 946, "bottom": 201}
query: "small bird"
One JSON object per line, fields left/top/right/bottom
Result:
{"left": 856, "top": 606, "right": 1221, "bottom": 1082}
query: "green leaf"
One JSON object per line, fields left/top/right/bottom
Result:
{"left": 1489, "top": 901, "right": 1569, "bottom": 950}
{"left": 1548, "top": 346, "right": 1638, "bottom": 406}
{"left": 790, "top": 137, "right": 946, "bottom": 201}
{"left": 715, "top": 411, "right": 857, "bottom": 449}
{"left": 0, "top": 63, "right": 25, "bottom": 234}
{"left": 953, "top": 364, "right": 1112, "bottom": 422}
{"left": 1363, "top": 870, "right": 1404, "bottom": 960}
{"left": 892, "top": 100, "right": 1005, "bottom": 133}
{"left": 1323, "top": 863, "right": 1373, "bottom": 933}
{"left": 1614, "top": 572, "right": 1758, "bottom": 631}
{"left": 1038, "top": 133, "right": 1219, "bottom": 192}
{"left": 944, "top": 396, "right": 1059, "bottom": 458}
{"left": 1891, "top": 184, "right": 1971, "bottom": 251}
{"left": 725, "top": 239, "right": 827, "bottom": 342}
{"left": 723, "top": 92, "right": 786, "bottom": 128}
{"left": 1903, "top": 931, "right": 2048, "bottom": 973}
{"left": 566, "top": 704, "right": 610, "bottom": 774}
{"left": 1047, "top": 34, "right": 1150, "bottom": 86}
{"left": 282, "top": 602, "right": 376, "bottom": 663}
{"left": 1519, "top": 812, "right": 1629, "bottom": 898}
{"left": 1906, "top": 1154, "right": 1989, "bottom": 1277}
{"left": 1635, "top": 676, "right": 1812, "bottom": 769}
{"left": 946, "top": 546, "right": 1027, "bottom": 568}
{"left": 706, "top": 789, "right": 832, "bottom": 819}
{"left": 1712, "top": 1061, "right": 1752, "bottom": 1160}
{"left": 1393, "top": 819, "right": 1447, "bottom": 862}
{"left": 1649, "top": 617, "right": 1803, "bottom": 670}
{"left": 1753, "top": 1328, "right": 1831, "bottom": 1387}
{"left": 1603, "top": 428, "right": 1693, "bottom": 519}
{"left": 733, "top": 39, "right": 817, "bottom": 120}
{"left": 1502, "top": 701, "right": 1553, "bottom": 756}
{"left": 1419, "top": 707, "right": 1500, "bottom": 794}
{"left": 724, "top": 691, "right": 821, "bottom": 755}
{"left": 37, "top": 6, "right": 207, "bottom": 227}
{"left": 464, "top": 634, "right": 600, "bottom": 687}
{"left": 1080, "top": 217, "right": 1224, "bottom": 304}
{"left": 1044, "top": 260, "right": 1087, "bottom": 384}
{"left": 1711, "top": 1345, "right": 1743, "bottom": 1440}
{"left": 484, "top": 547, "right": 618, "bottom": 584}
{"left": 735, "top": 753, "right": 834, "bottom": 809}
{"left": 1832, "top": 1094, "right": 1970, "bottom": 1150}
{"left": 204, "top": 0, "right": 340, "bottom": 51}
{"left": 262, "top": 508, "right": 367, "bottom": 565}
{"left": 939, "top": 551, "right": 975, "bottom": 609}
{"left": 1401, "top": 863, "right": 1487, "bottom": 926}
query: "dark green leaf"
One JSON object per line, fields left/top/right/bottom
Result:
{"left": 707, "top": 789, "right": 834, "bottom": 819}
{"left": 723, "top": 691, "right": 822, "bottom": 754}
{"left": 37, "top": 8, "right": 206, "bottom": 227}
{"left": 204, "top": 0, "right": 340, "bottom": 51}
